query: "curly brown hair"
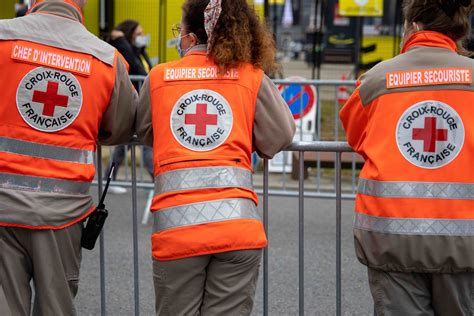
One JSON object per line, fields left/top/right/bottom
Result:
{"left": 182, "top": 0, "right": 278, "bottom": 74}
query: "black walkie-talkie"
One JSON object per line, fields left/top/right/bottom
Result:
{"left": 81, "top": 163, "right": 115, "bottom": 250}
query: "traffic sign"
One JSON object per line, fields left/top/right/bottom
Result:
{"left": 278, "top": 76, "right": 317, "bottom": 134}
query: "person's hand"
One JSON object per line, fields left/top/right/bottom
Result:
{"left": 110, "top": 30, "right": 125, "bottom": 40}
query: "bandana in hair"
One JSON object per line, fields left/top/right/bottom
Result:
{"left": 204, "top": 0, "right": 222, "bottom": 54}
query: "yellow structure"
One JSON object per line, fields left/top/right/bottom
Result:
{"left": 112, "top": 0, "right": 190, "bottom": 64}
{"left": 83, "top": 0, "right": 99, "bottom": 35}
{"left": 339, "top": 0, "right": 383, "bottom": 17}
{"left": 0, "top": 0, "right": 16, "bottom": 19}
{"left": 361, "top": 35, "right": 399, "bottom": 65}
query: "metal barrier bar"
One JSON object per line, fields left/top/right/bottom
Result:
{"left": 298, "top": 151, "right": 305, "bottom": 316}
{"left": 273, "top": 79, "right": 357, "bottom": 86}
{"left": 263, "top": 159, "right": 269, "bottom": 316}
{"left": 130, "top": 76, "right": 357, "bottom": 87}
{"left": 335, "top": 152, "right": 342, "bottom": 316}
{"left": 140, "top": 146, "right": 144, "bottom": 182}
{"left": 334, "top": 89, "right": 339, "bottom": 141}
{"left": 131, "top": 144, "right": 140, "bottom": 315}
{"left": 316, "top": 85, "right": 322, "bottom": 192}
{"left": 96, "top": 146, "right": 106, "bottom": 316}
{"left": 287, "top": 141, "right": 352, "bottom": 152}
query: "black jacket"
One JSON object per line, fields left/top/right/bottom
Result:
{"left": 109, "top": 36, "right": 152, "bottom": 89}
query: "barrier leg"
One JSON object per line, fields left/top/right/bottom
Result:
{"left": 299, "top": 151, "right": 305, "bottom": 316}
{"left": 263, "top": 159, "right": 269, "bottom": 316}
{"left": 97, "top": 146, "right": 106, "bottom": 316}
{"left": 131, "top": 144, "right": 140, "bottom": 315}
{"left": 335, "top": 152, "right": 342, "bottom": 316}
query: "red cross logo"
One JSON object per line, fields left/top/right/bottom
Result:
{"left": 185, "top": 103, "right": 218, "bottom": 136}
{"left": 412, "top": 117, "right": 448, "bottom": 153}
{"left": 32, "top": 81, "right": 69, "bottom": 117}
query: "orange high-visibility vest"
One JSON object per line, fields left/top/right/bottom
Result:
{"left": 341, "top": 31, "right": 474, "bottom": 273}
{"left": 0, "top": 37, "right": 117, "bottom": 229}
{"left": 148, "top": 52, "right": 267, "bottom": 261}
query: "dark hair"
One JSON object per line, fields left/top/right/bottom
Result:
{"left": 403, "top": 0, "right": 473, "bottom": 42}
{"left": 182, "top": 0, "right": 278, "bottom": 74}
{"left": 115, "top": 20, "right": 140, "bottom": 44}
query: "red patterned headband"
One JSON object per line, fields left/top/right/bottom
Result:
{"left": 204, "top": 0, "right": 222, "bottom": 54}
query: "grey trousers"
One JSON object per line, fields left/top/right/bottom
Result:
{"left": 0, "top": 223, "right": 82, "bottom": 316}
{"left": 153, "top": 249, "right": 262, "bottom": 316}
{"left": 368, "top": 268, "right": 474, "bottom": 316}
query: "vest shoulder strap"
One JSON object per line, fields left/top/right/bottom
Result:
{"left": 0, "top": 14, "right": 116, "bottom": 66}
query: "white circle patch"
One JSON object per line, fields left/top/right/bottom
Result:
{"left": 16, "top": 67, "right": 83, "bottom": 132}
{"left": 396, "top": 100, "right": 464, "bottom": 169}
{"left": 171, "top": 89, "right": 233, "bottom": 152}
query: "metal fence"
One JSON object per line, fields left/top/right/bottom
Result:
{"left": 91, "top": 77, "right": 365, "bottom": 315}
{"left": 93, "top": 140, "right": 357, "bottom": 316}
{"left": 127, "top": 76, "right": 360, "bottom": 199}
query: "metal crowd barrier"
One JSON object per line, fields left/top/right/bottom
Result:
{"left": 91, "top": 76, "right": 362, "bottom": 314}
{"left": 127, "top": 75, "right": 359, "bottom": 199}
{"left": 93, "top": 140, "right": 356, "bottom": 316}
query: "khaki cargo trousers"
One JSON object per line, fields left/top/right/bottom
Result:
{"left": 153, "top": 249, "right": 262, "bottom": 316}
{"left": 0, "top": 223, "right": 82, "bottom": 316}
{"left": 368, "top": 268, "right": 474, "bottom": 316}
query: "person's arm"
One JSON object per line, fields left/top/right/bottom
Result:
{"left": 136, "top": 76, "right": 153, "bottom": 147}
{"left": 99, "top": 55, "right": 138, "bottom": 145}
{"left": 253, "top": 75, "right": 296, "bottom": 159}
{"left": 339, "top": 81, "right": 369, "bottom": 158}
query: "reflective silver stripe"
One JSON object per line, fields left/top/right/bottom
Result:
{"left": 354, "top": 213, "right": 474, "bottom": 236}
{"left": 153, "top": 198, "right": 260, "bottom": 232}
{"left": 0, "top": 137, "right": 94, "bottom": 164}
{"left": 156, "top": 167, "right": 253, "bottom": 194}
{"left": 0, "top": 172, "right": 90, "bottom": 195}
{"left": 358, "top": 179, "right": 474, "bottom": 200}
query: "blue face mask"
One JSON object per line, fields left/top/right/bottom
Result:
{"left": 177, "top": 34, "right": 192, "bottom": 58}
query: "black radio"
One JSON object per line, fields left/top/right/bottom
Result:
{"left": 81, "top": 163, "right": 115, "bottom": 250}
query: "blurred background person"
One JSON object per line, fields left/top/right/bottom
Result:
{"left": 106, "top": 19, "right": 154, "bottom": 194}
{"left": 14, "top": 1, "right": 28, "bottom": 17}
{"left": 110, "top": 20, "right": 153, "bottom": 87}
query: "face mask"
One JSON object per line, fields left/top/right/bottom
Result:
{"left": 177, "top": 34, "right": 193, "bottom": 58}
{"left": 134, "top": 34, "right": 150, "bottom": 48}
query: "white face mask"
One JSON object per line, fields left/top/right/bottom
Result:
{"left": 134, "top": 34, "right": 151, "bottom": 48}
{"left": 176, "top": 33, "right": 197, "bottom": 58}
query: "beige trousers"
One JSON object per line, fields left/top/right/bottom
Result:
{"left": 0, "top": 223, "right": 82, "bottom": 316}
{"left": 153, "top": 249, "right": 262, "bottom": 316}
{"left": 368, "top": 268, "right": 474, "bottom": 316}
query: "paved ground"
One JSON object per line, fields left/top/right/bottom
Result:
{"left": 75, "top": 188, "right": 373, "bottom": 315}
